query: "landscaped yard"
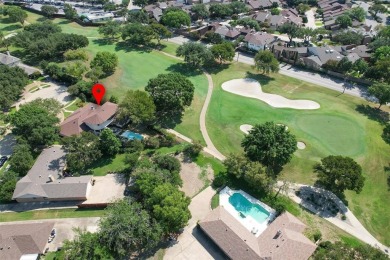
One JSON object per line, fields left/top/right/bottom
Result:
{"left": 207, "top": 62, "right": 390, "bottom": 245}
{"left": 0, "top": 208, "right": 105, "bottom": 222}
{"left": 0, "top": 11, "right": 42, "bottom": 36}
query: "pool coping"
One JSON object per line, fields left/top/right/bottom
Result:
{"left": 219, "top": 186, "right": 276, "bottom": 237}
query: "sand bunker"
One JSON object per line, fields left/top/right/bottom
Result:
{"left": 297, "top": 141, "right": 306, "bottom": 149}
{"left": 222, "top": 78, "right": 320, "bottom": 110}
{"left": 240, "top": 124, "right": 253, "bottom": 134}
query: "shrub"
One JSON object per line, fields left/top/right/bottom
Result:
{"left": 159, "top": 133, "right": 176, "bottom": 147}
{"left": 145, "top": 136, "right": 160, "bottom": 149}
{"left": 341, "top": 214, "right": 347, "bottom": 220}
{"left": 183, "top": 141, "right": 203, "bottom": 157}
{"left": 123, "top": 139, "right": 144, "bottom": 153}
{"left": 302, "top": 16, "right": 308, "bottom": 23}
{"left": 382, "top": 124, "right": 390, "bottom": 144}
{"left": 189, "top": 31, "right": 200, "bottom": 40}
{"left": 313, "top": 230, "right": 322, "bottom": 242}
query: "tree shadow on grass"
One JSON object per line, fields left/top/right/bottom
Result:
{"left": 92, "top": 38, "right": 116, "bottom": 46}
{"left": 205, "top": 63, "right": 231, "bottom": 75}
{"left": 114, "top": 41, "right": 152, "bottom": 54}
{"left": 245, "top": 71, "right": 275, "bottom": 86}
{"left": 159, "top": 111, "right": 184, "bottom": 130}
{"left": 355, "top": 104, "right": 389, "bottom": 125}
{"left": 57, "top": 19, "right": 72, "bottom": 25}
{"left": 165, "top": 63, "right": 203, "bottom": 77}
{"left": 2, "top": 24, "right": 21, "bottom": 32}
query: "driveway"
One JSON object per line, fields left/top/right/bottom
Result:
{"left": 0, "top": 217, "right": 99, "bottom": 251}
{"left": 164, "top": 186, "right": 225, "bottom": 260}
{"left": 15, "top": 81, "right": 73, "bottom": 109}
{"left": 0, "top": 134, "right": 16, "bottom": 157}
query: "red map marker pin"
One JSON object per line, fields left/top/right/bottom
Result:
{"left": 92, "top": 83, "right": 106, "bottom": 105}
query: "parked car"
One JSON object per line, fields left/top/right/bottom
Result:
{"left": 0, "top": 156, "right": 8, "bottom": 168}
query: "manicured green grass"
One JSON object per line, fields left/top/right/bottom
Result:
{"left": 207, "top": 62, "right": 390, "bottom": 245}
{"left": 88, "top": 154, "right": 127, "bottom": 176}
{"left": 0, "top": 208, "right": 105, "bottom": 222}
{"left": 0, "top": 11, "right": 42, "bottom": 35}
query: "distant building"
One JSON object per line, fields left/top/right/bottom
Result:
{"left": 81, "top": 12, "right": 114, "bottom": 23}
{"left": 12, "top": 146, "right": 92, "bottom": 202}
{"left": 0, "top": 222, "right": 54, "bottom": 260}
{"left": 214, "top": 25, "right": 241, "bottom": 40}
{"left": 244, "top": 32, "right": 277, "bottom": 51}
{"left": 300, "top": 46, "right": 343, "bottom": 70}
{"left": 199, "top": 206, "right": 317, "bottom": 260}
{"left": 60, "top": 102, "right": 118, "bottom": 137}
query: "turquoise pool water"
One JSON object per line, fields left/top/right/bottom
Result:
{"left": 228, "top": 193, "right": 270, "bottom": 224}
{"left": 120, "top": 131, "right": 143, "bottom": 140}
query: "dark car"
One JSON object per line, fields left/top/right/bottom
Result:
{"left": 0, "top": 156, "right": 7, "bottom": 168}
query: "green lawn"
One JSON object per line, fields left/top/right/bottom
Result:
{"left": 88, "top": 154, "right": 127, "bottom": 176}
{"left": 0, "top": 11, "right": 42, "bottom": 36}
{"left": 0, "top": 208, "right": 105, "bottom": 222}
{"left": 207, "top": 62, "right": 390, "bottom": 245}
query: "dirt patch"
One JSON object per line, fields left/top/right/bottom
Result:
{"left": 177, "top": 155, "right": 214, "bottom": 198}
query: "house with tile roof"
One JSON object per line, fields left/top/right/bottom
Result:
{"left": 199, "top": 206, "right": 317, "bottom": 260}
{"left": 12, "top": 146, "right": 92, "bottom": 202}
{"left": 60, "top": 102, "right": 118, "bottom": 137}
{"left": 0, "top": 222, "right": 54, "bottom": 260}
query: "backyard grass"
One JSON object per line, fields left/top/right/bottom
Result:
{"left": 0, "top": 208, "right": 105, "bottom": 222}
{"left": 211, "top": 193, "right": 219, "bottom": 209}
{"left": 207, "top": 62, "right": 390, "bottom": 245}
{"left": 88, "top": 154, "right": 127, "bottom": 176}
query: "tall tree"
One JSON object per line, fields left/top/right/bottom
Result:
{"left": 191, "top": 4, "right": 209, "bottom": 20}
{"left": 118, "top": 90, "right": 156, "bottom": 125}
{"left": 161, "top": 10, "right": 190, "bottom": 29}
{"left": 98, "top": 20, "right": 121, "bottom": 39}
{"left": 41, "top": 5, "right": 59, "bottom": 18}
{"left": 0, "top": 171, "right": 18, "bottom": 202}
{"left": 254, "top": 50, "right": 279, "bottom": 74}
{"left": 0, "top": 65, "right": 29, "bottom": 111}
{"left": 336, "top": 15, "right": 352, "bottom": 28}
{"left": 297, "top": 3, "right": 310, "bottom": 14}
{"left": 228, "top": 1, "right": 248, "bottom": 14}
{"left": 133, "top": 0, "right": 148, "bottom": 8}
{"left": 176, "top": 42, "right": 213, "bottom": 68}
{"left": 8, "top": 144, "right": 34, "bottom": 176}
{"left": 211, "top": 42, "right": 235, "bottom": 64}
{"left": 62, "top": 229, "right": 113, "bottom": 260}
{"left": 368, "top": 83, "right": 390, "bottom": 109}
{"left": 278, "top": 23, "right": 300, "bottom": 43}
{"left": 91, "top": 51, "right": 118, "bottom": 75}
{"left": 4, "top": 6, "right": 27, "bottom": 25}
{"left": 241, "top": 122, "right": 297, "bottom": 172}
{"left": 315, "top": 155, "right": 365, "bottom": 195}
{"left": 63, "top": 132, "right": 102, "bottom": 174}
{"left": 209, "top": 4, "right": 233, "bottom": 19}
{"left": 372, "top": 46, "right": 390, "bottom": 61}
{"left": 64, "top": 3, "right": 78, "bottom": 20}
{"left": 99, "top": 198, "right": 162, "bottom": 258}
{"left": 150, "top": 23, "right": 172, "bottom": 45}
{"left": 99, "top": 128, "right": 121, "bottom": 156}
{"left": 145, "top": 73, "right": 194, "bottom": 117}
{"left": 121, "top": 23, "right": 155, "bottom": 46}
{"left": 348, "top": 7, "right": 366, "bottom": 22}
{"left": 9, "top": 103, "right": 59, "bottom": 149}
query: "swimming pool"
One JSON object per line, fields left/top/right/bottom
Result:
{"left": 120, "top": 130, "right": 143, "bottom": 141}
{"left": 228, "top": 192, "right": 270, "bottom": 224}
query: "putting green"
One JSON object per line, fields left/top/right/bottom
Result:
{"left": 294, "top": 114, "right": 365, "bottom": 157}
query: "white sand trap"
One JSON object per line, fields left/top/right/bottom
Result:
{"left": 240, "top": 124, "right": 253, "bottom": 134}
{"left": 222, "top": 78, "right": 320, "bottom": 110}
{"left": 297, "top": 141, "right": 306, "bottom": 149}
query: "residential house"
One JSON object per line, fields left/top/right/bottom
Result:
{"left": 60, "top": 102, "right": 118, "bottom": 137}
{"left": 348, "top": 45, "right": 371, "bottom": 61}
{"left": 281, "top": 8, "right": 302, "bottom": 26}
{"left": 145, "top": 5, "right": 163, "bottom": 21}
{"left": 0, "top": 222, "right": 54, "bottom": 260}
{"left": 275, "top": 46, "right": 308, "bottom": 63}
{"left": 214, "top": 25, "right": 241, "bottom": 40}
{"left": 246, "top": 0, "right": 273, "bottom": 10}
{"left": 0, "top": 52, "right": 40, "bottom": 76}
{"left": 199, "top": 206, "right": 317, "bottom": 260}
{"left": 244, "top": 32, "right": 277, "bottom": 51}
{"left": 12, "top": 146, "right": 93, "bottom": 202}
{"left": 254, "top": 11, "right": 287, "bottom": 29}
{"left": 300, "top": 46, "right": 343, "bottom": 70}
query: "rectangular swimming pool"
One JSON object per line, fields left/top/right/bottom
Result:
{"left": 228, "top": 192, "right": 270, "bottom": 224}
{"left": 120, "top": 130, "right": 143, "bottom": 141}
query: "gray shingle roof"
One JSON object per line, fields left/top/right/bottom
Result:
{"left": 0, "top": 52, "right": 20, "bottom": 65}
{"left": 0, "top": 222, "right": 54, "bottom": 260}
{"left": 12, "top": 146, "right": 92, "bottom": 201}
{"left": 199, "top": 206, "right": 317, "bottom": 260}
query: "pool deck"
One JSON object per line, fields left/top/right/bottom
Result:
{"left": 219, "top": 187, "right": 276, "bottom": 237}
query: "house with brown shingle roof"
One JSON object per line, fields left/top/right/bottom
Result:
{"left": 0, "top": 222, "right": 54, "bottom": 260}
{"left": 12, "top": 146, "right": 92, "bottom": 202}
{"left": 199, "top": 206, "right": 317, "bottom": 260}
{"left": 60, "top": 102, "right": 118, "bottom": 137}
{"left": 244, "top": 32, "right": 277, "bottom": 51}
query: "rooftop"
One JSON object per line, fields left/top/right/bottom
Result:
{"left": 0, "top": 222, "right": 54, "bottom": 260}
{"left": 199, "top": 206, "right": 317, "bottom": 260}
{"left": 12, "top": 146, "right": 92, "bottom": 201}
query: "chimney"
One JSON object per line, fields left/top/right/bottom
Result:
{"left": 48, "top": 175, "right": 55, "bottom": 182}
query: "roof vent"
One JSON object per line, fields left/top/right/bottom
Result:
{"left": 330, "top": 49, "right": 334, "bottom": 53}
{"left": 325, "top": 50, "right": 330, "bottom": 53}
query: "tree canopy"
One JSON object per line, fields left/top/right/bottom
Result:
{"left": 145, "top": 73, "right": 194, "bottom": 118}
{"left": 63, "top": 132, "right": 102, "bottom": 174}
{"left": 8, "top": 143, "right": 34, "bottom": 176}
{"left": 98, "top": 20, "right": 121, "bottom": 39}
{"left": 315, "top": 155, "right": 365, "bottom": 195}
{"left": 368, "top": 83, "right": 390, "bottom": 109}
{"left": 348, "top": 7, "right": 366, "bottom": 22}
{"left": 41, "top": 5, "right": 58, "bottom": 18}
{"left": 254, "top": 50, "right": 279, "bottom": 74}
{"left": 335, "top": 15, "right": 352, "bottom": 28}
{"left": 278, "top": 23, "right": 300, "bottom": 43}
{"left": 191, "top": 4, "right": 209, "bottom": 20}
{"left": 9, "top": 101, "right": 59, "bottom": 149}
{"left": 99, "top": 128, "right": 121, "bottom": 156}
{"left": 0, "top": 171, "right": 18, "bottom": 202}
{"left": 332, "top": 30, "right": 363, "bottom": 45}
{"left": 241, "top": 122, "right": 297, "bottom": 172}
{"left": 211, "top": 42, "right": 235, "bottom": 64}
{"left": 118, "top": 90, "right": 156, "bottom": 125}
{"left": 161, "top": 9, "right": 190, "bottom": 29}
{"left": 209, "top": 4, "right": 233, "bottom": 18}
{"left": 0, "top": 65, "right": 29, "bottom": 111}
{"left": 369, "top": 4, "right": 387, "bottom": 18}
{"left": 91, "top": 51, "right": 118, "bottom": 75}
{"left": 121, "top": 23, "right": 155, "bottom": 46}
{"left": 176, "top": 42, "right": 213, "bottom": 68}
{"left": 4, "top": 6, "right": 27, "bottom": 25}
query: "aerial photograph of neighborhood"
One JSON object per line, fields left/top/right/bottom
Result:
{"left": 0, "top": 0, "right": 389, "bottom": 259}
